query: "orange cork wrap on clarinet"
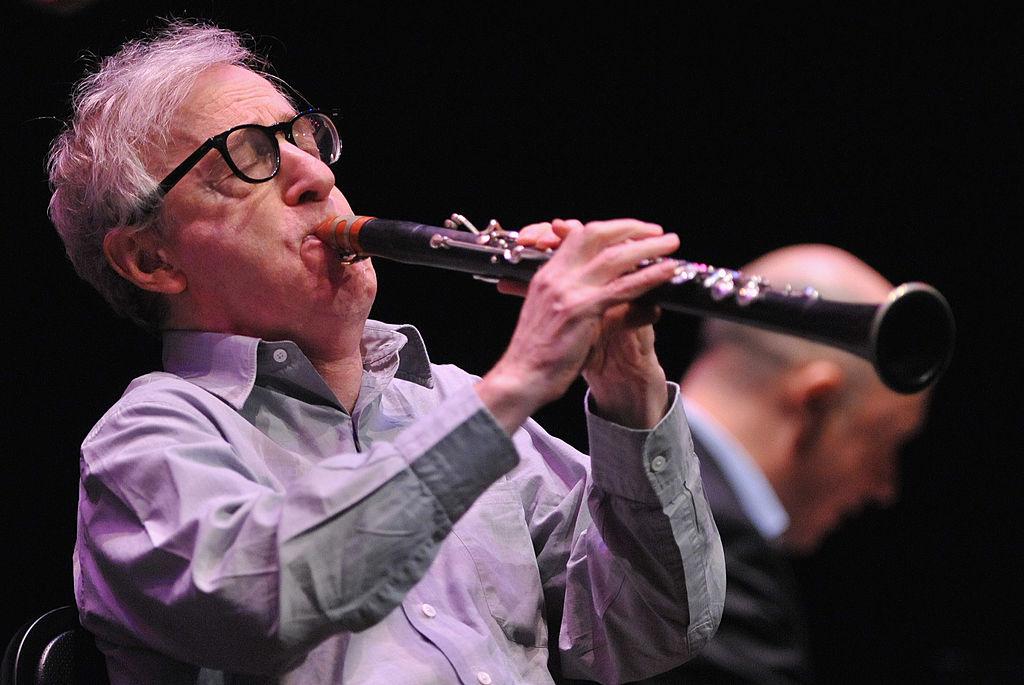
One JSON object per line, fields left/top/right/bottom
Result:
{"left": 315, "top": 215, "right": 376, "bottom": 255}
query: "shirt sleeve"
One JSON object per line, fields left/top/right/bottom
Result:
{"left": 75, "top": 377, "right": 518, "bottom": 675}
{"left": 523, "top": 383, "right": 725, "bottom": 683}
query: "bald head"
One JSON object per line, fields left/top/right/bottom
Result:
{"left": 744, "top": 243, "right": 893, "bottom": 304}
{"left": 681, "top": 244, "right": 929, "bottom": 552}
{"left": 692, "top": 244, "right": 895, "bottom": 394}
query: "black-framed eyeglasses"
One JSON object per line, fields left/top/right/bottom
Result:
{"left": 155, "top": 109, "right": 341, "bottom": 200}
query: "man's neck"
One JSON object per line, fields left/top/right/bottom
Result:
{"left": 297, "top": 323, "right": 368, "bottom": 413}
{"left": 682, "top": 380, "right": 793, "bottom": 488}
{"left": 308, "top": 352, "right": 365, "bottom": 413}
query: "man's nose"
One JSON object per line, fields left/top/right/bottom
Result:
{"left": 278, "top": 142, "right": 336, "bottom": 205}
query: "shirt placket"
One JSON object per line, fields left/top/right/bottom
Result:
{"left": 401, "top": 583, "right": 516, "bottom": 685}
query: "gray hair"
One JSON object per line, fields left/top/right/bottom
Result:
{"left": 47, "top": 20, "right": 266, "bottom": 330}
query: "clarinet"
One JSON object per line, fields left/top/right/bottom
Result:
{"left": 315, "top": 214, "right": 955, "bottom": 394}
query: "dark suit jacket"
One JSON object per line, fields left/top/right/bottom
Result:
{"left": 629, "top": 434, "right": 814, "bottom": 684}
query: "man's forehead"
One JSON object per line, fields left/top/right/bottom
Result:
{"left": 177, "top": 64, "right": 295, "bottom": 133}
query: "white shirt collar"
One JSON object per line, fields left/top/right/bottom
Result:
{"left": 683, "top": 396, "right": 789, "bottom": 540}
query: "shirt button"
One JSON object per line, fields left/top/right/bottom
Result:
{"left": 476, "top": 672, "right": 492, "bottom": 685}
{"left": 650, "top": 454, "right": 668, "bottom": 472}
{"left": 272, "top": 348, "right": 288, "bottom": 363}
{"left": 420, "top": 603, "right": 437, "bottom": 618}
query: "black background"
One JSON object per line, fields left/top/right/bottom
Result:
{"left": 3, "top": 1, "right": 1021, "bottom": 682}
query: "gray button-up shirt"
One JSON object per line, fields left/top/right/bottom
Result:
{"left": 74, "top": 321, "right": 724, "bottom": 684}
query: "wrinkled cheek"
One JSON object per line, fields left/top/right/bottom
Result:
{"left": 352, "top": 258, "right": 377, "bottom": 295}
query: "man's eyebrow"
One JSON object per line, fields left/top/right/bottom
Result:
{"left": 271, "top": 108, "right": 299, "bottom": 121}
{"left": 251, "top": 109, "right": 300, "bottom": 127}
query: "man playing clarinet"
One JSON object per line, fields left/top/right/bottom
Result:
{"left": 48, "top": 19, "right": 724, "bottom": 684}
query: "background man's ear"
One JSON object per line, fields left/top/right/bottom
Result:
{"left": 103, "top": 227, "right": 186, "bottom": 294}
{"left": 783, "top": 359, "right": 845, "bottom": 454}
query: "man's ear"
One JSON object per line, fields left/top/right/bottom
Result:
{"left": 103, "top": 227, "right": 186, "bottom": 294}
{"left": 783, "top": 359, "right": 845, "bottom": 453}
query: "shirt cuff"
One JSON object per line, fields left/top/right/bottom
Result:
{"left": 585, "top": 383, "right": 693, "bottom": 505}
{"left": 396, "top": 383, "right": 521, "bottom": 524}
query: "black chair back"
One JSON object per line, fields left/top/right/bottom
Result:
{"left": 1, "top": 606, "right": 108, "bottom": 685}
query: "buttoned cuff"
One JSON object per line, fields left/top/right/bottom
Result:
{"left": 585, "top": 383, "right": 693, "bottom": 505}
{"left": 397, "top": 383, "right": 521, "bottom": 524}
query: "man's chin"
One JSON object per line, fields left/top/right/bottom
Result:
{"left": 779, "top": 525, "right": 831, "bottom": 555}
{"left": 782, "top": 538, "right": 818, "bottom": 556}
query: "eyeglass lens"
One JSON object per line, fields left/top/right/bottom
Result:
{"left": 225, "top": 128, "right": 278, "bottom": 181}
{"left": 223, "top": 112, "right": 340, "bottom": 183}
{"left": 294, "top": 114, "right": 339, "bottom": 161}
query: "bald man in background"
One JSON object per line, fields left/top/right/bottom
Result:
{"left": 636, "top": 244, "right": 930, "bottom": 684}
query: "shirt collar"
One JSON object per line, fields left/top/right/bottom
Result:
{"left": 162, "top": 320, "right": 434, "bottom": 410}
{"left": 682, "top": 396, "right": 790, "bottom": 540}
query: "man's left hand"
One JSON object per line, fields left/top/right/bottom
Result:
{"left": 499, "top": 219, "right": 673, "bottom": 429}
